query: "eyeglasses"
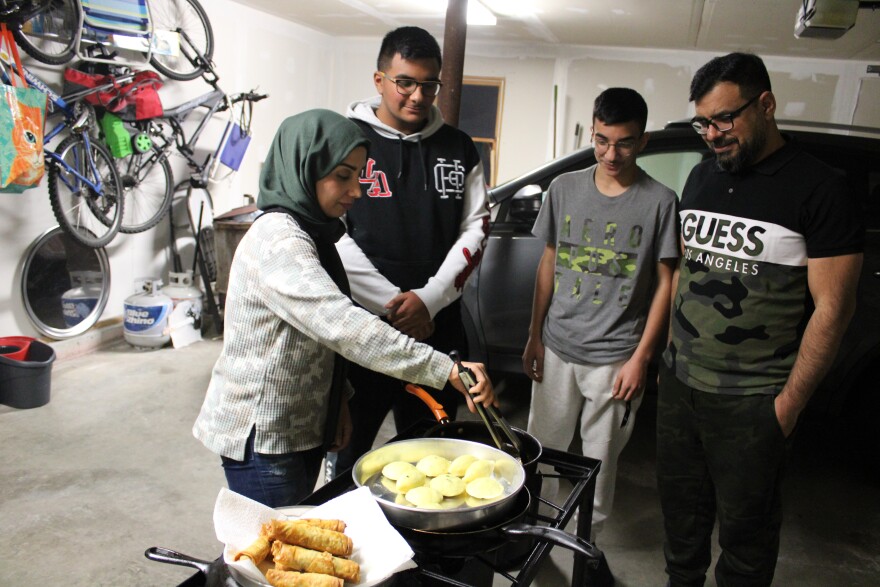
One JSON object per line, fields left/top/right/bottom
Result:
{"left": 593, "top": 134, "right": 639, "bottom": 155}
{"left": 691, "top": 94, "right": 760, "bottom": 135}
{"left": 377, "top": 72, "right": 443, "bottom": 97}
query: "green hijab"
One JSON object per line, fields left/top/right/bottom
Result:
{"left": 256, "top": 109, "right": 368, "bottom": 451}
{"left": 257, "top": 108, "right": 370, "bottom": 243}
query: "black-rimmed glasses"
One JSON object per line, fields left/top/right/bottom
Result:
{"left": 593, "top": 134, "right": 639, "bottom": 155}
{"left": 377, "top": 72, "right": 443, "bottom": 97}
{"left": 691, "top": 94, "right": 760, "bottom": 135}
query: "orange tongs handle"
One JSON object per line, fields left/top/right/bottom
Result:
{"left": 405, "top": 383, "right": 450, "bottom": 424}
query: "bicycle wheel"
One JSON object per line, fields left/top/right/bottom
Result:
{"left": 118, "top": 149, "right": 174, "bottom": 233}
{"left": 149, "top": 0, "right": 214, "bottom": 81}
{"left": 48, "top": 134, "right": 124, "bottom": 248}
{"left": 11, "top": 0, "right": 80, "bottom": 65}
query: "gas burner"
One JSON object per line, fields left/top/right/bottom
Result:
{"left": 177, "top": 420, "right": 603, "bottom": 586}
{"left": 303, "top": 421, "right": 603, "bottom": 586}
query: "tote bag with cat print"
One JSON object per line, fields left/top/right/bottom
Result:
{"left": 0, "top": 23, "right": 47, "bottom": 193}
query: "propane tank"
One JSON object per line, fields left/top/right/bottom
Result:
{"left": 123, "top": 278, "right": 173, "bottom": 349}
{"left": 61, "top": 271, "right": 103, "bottom": 327}
{"left": 161, "top": 270, "right": 203, "bottom": 336}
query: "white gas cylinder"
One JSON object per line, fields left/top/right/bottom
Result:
{"left": 123, "top": 278, "right": 173, "bottom": 349}
{"left": 160, "top": 271, "right": 203, "bottom": 337}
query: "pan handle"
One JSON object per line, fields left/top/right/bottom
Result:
{"left": 405, "top": 384, "right": 450, "bottom": 424}
{"left": 144, "top": 546, "right": 213, "bottom": 573}
{"left": 501, "top": 523, "right": 604, "bottom": 561}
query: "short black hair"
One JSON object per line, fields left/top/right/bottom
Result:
{"left": 377, "top": 26, "right": 442, "bottom": 71}
{"left": 689, "top": 52, "right": 772, "bottom": 103}
{"left": 593, "top": 88, "right": 648, "bottom": 134}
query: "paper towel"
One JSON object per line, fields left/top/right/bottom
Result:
{"left": 213, "top": 487, "right": 416, "bottom": 586}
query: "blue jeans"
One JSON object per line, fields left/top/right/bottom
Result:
{"left": 221, "top": 428, "right": 324, "bottom": 508}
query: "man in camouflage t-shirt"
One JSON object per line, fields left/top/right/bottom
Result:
{"left": 658, "top": 53, "right": 863, "bottom": 587}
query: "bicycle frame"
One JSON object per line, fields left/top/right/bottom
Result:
{"left": 0, "top": 51, "right": 134, "bottom": 194}
{"left": 144, "top": 87, "right": 232, "bottom": 188}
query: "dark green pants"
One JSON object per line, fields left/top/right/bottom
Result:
{"left": 656, "top": 364, "right": 791, "bottom": 587}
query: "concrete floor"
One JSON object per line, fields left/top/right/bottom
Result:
{"left": 1, "top": 334, "right": 879, "bottom": 586}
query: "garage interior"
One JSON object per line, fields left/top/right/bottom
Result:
{"left": 1, "top": 1, "right": 879, "bottom": 586}
{"left": 2, "top": 335, "right": 879, "bottom": 585}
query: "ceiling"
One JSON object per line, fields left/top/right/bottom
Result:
{"left": 230, "top": 0, "right": 880, "bottom": 61}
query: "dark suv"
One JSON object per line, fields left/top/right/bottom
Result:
{"left": 461, "top": 121, "right": 880, "bottom": 458}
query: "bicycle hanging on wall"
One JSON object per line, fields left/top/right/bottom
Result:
{"left": 0, "top": 42, "right": 127, "bottom": 247}
{"left": 9, "top": 0, "right": 213, "bottom": 80}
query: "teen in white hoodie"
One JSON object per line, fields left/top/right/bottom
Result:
{"left": 333, "top": 27, "right": 489, "bottom": 475}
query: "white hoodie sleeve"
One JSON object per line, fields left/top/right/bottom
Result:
{"left": 412, "top": 162, "right": 490, "bottom": 319}
{"left": 336, "top": 231, "right": 401, "bottom": 316}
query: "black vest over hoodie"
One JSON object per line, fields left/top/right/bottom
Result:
{"left": 346, "top": 119, "right": 481, "bottom": 292}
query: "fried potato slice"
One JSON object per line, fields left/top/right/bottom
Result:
{"left": 382, "top": 461, "right": 419, "bottom": 481}
{"left": 380, "top": 476, "right": 400, "bottom": 494}
{"left": 466, "top": 476, "right": 504, "bottom": 500}
{"left": 439, "top": 494, "right": 467, "bottom": 509}
{"left": 462, "top": 459, "right": 495, "bottom": 483}
{"left": 465, "top": 494, "right": 504, "bottom": 507}
{"left": 395, "top": 469, "right": 427, "bottom": 493}
{"left": 405, "top": 486, "right": 443, "bottom": 507}
{"left": 448, "top": 454, "right": 478, "bottom": 477}
{"left": 430, "top": 474, "right": 466, "bottom": 497}
{"left": 416, "top": 454, "right": 450, "bottom": 477}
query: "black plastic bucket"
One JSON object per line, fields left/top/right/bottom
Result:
{"left": 0, "top": 339, "right": 55, "bottom": 409}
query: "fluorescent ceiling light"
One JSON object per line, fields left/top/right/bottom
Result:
{"left": 425, "top": 0, "right": 497, "bottom": 26}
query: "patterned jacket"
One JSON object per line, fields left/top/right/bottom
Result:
{"left": 193, "top": 213, "right": 453, "bottom": 460}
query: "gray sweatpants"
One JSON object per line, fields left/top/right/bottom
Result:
{"left": 526, "top": 346, "right": 642, "bottom": 537}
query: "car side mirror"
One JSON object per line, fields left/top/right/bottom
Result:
{"left": 508, "top": 184, "right": 543, "bottom": 223}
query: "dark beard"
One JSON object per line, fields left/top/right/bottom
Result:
{"left": 714, "top": 123, "right": 767, "bottom": 174}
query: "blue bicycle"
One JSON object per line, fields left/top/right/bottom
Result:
{"left": 1, "top": 50, "right": 126, "bottom": 247}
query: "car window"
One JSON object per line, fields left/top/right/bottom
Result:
{"left": 638, "top": 151, "right": 703, "bottom": 199}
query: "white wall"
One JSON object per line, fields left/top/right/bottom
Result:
{"left": 2, "top": 1, "right": 877, "bottom": 339}
{"left": 0, "top": 0, "right": 339, "bottom": 339}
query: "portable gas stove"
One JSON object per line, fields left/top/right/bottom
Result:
{"left": 175, "top": 420, "right": 604, "bottom": 586}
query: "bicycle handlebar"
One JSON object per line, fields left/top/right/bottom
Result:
{"left": 222, "top": 91, "right": 269, "bottom": 108}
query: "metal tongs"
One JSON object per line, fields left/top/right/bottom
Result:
{"left": 450, "top": 350, "right": 524, "bottom": 459}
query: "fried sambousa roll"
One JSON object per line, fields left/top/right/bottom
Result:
{"left": 265, "top": 569, "right": 343, "bottom": 587}
{"left": 265, "top": 519, "right": 353, "bottom": 557}
{"left": 298, "top": 518, "right": 346, "bottom": 533}
{"left": 271, "top": 542, "right": 360, "bottom": 583}
{"left": 233, "top": 535, "right": 271, "bottom": 565}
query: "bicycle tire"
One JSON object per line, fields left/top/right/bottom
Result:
{"left": 149, "top": 0, "right": 213, "bottom": 81}
{"left": 48, "top": 134, "right": 124, "bottom": 248}
{"left": 118, "top": 149, "right": 174, "bottom": 233}
{"left": 11, "top": 0, "right": 79, "bottom": 65}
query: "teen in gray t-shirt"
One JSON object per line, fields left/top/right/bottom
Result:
{"left": 533, "top": 164, "right": 679, "bottom": 364}
{"left": 523, "top": 88, "right": 679, "bottom": 549}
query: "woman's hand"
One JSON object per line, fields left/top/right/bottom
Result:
{"left": 448, "top": 360, "right": 499, "bottom": 412}
{"left": 327, "top": 399, "right": 352, "bottom": 452}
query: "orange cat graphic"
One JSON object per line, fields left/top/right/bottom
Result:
{"left": 2, "top": 88, "right": 44, "bottom": 188}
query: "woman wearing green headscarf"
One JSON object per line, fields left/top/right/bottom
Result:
{"left": 193, "top": 109, "right": 496, "bottom": 507}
